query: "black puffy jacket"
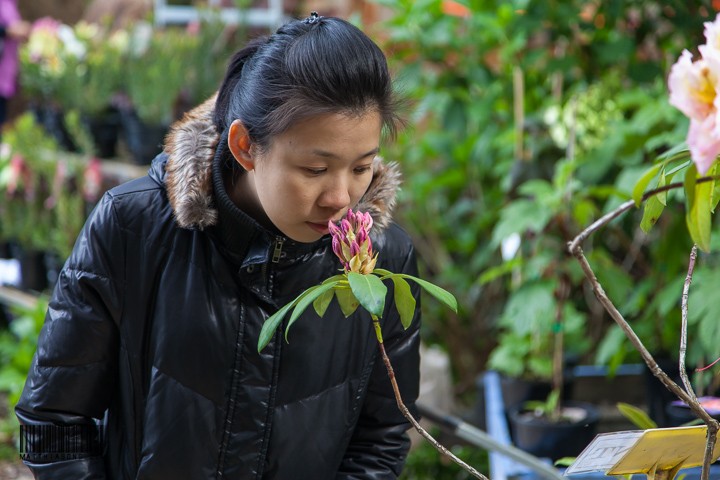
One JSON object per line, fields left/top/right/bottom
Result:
{"left": 16, "top": 99, "right": 421, "bottom": 479}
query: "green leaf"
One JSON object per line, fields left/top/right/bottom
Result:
{"left": 478, "top": 257, "right": 522, "bottom": 285}
{"left": 285, "top": 281, "right": 339, "bottom": 342}
{"left": 335, "top": 287, "right": 360, "bottom": 317}
{"left": 313, "top": 287, "right": 335, "bottom": 318}
{"left": 394, "top": 274, "right": 458, "bottom": 313}
{"left": 322, "top": 274, "right": 346, "bottom": 284}
{"left": 373, "top": 268, "right": 393, "bottom": 277}
{"left": 632, "top": 162, "right": 663, "bottom": 207}
{"left": 490, "top": 200, "right": 554, "bottom": 247}
{"left": 554, "top": 457, "right": 576, "bottom": 467}
{"left": 348, "top": 272, "right": 387, "bottom": 317}
{"left": 709, "top": 163, "right": 720, "bottom": 212}
{"left": 258, "top": 293, "right": 304, "bottom": 352}
{"left": 639, "top": 195, "right": 665, "bottom": 233}
{"left": 685, "top": 165, "right": 712, "bottom": 252}
{"left": 684, "top": 163, "right": 697, "bottom": 206}
{"left": 391, "top": 276, "right": 416, "bottom": 329}
{"left": 617, "top": 402, "right": 657, "bottom": 429}
{"left": 656, "top": 143, "right": 689, "bottom": 162}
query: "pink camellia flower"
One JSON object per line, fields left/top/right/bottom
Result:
{"left": 327, "top": 209, "right": 378, "bottom": 275}
{"left": 669, "top": 49, "right": 720, "bottom": 174}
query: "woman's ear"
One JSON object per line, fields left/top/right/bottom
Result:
{"left": 228, "top": 120, "right": 255, "bottom": 171}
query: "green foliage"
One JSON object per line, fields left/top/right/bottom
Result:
{"left": 125, "top": 25, "right": 189, "bottom": 125}
{"left": 400, "top": 434, "right": 489, "bottom": 480}
{"left": 258, "top": 270, "right": 457, "bottom": 352}
{"left": 554, "top": 457, "right": 575, "bottom": 467}
{"left": 377, "top": 0, "right": 713, "bottom": 388}
{"left": 0, "top": 113, "right": 90, "bottom": 260}
{"left": 0, "top": 300, "right": 46, "bottom": 456}
{"left": 616, "top": 402, "right": 657, "bottom": 430}
{"left": 524, "top": 389, "right": 561, "bottom": 421}
{"left": 0, "top": 300, "right": 47, "bottom": 409}
{"left": 124, "top": 16, "right": 240, "bottom": 124}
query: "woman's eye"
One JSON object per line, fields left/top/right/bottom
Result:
{"left": 354, "top": 165, "right": 372, "bottom": 175}
{"left": 304, "top": 167, "right": 326, "bottom": 176}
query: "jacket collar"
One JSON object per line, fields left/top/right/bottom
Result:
{"left": 162, "top": 95, "right": 402, "bottom": 235}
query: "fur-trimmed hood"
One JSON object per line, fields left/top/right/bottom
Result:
{"left": 162, "top": 95, "right": 402, "bottom": 233}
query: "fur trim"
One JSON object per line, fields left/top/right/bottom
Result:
{"left": 164, "top": 94, "right": 219, "bottom": 230}
{"left": 163, "top": 95, "right": 400, "bottom": 232}
{"left": 356, "top": 157, "right": 401, "bottom": 232}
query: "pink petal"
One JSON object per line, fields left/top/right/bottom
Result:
{"left": 688, "top": 116, "right": 720, "bottom": 174}
{"left": 669, "top": 50, "right": 715, "bottom": 121}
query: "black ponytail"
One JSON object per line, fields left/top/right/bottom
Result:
{"left": 213, "top": 14, "right": 402, "bottom": 150}
{"left": 213, "top": 36, "right": 268, "bottom": 132}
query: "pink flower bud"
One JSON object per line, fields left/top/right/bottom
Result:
{"left": 327, "top": 210, "right": 378, "bottom": 274}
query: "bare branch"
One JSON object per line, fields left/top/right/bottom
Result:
{"left": 680, "top": 245, "right": 698, "bottom": 401}
{"left": 372, "top": 319, "right": 488, "bottom": 479}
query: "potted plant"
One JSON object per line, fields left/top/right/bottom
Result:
{"left": 491, "top": 277, "right": 599, "bottom": 460}
{"left": 19, "top": 17, "right": 81, "bottom": 152}
{"left": 0, "top": 114, "right": 91, "bottom": 290}
{"left": 76, "top": 22, "right": 126, "bottom": 158}
{"left": 121, "top": 23, "right": 189, "bottom": 164}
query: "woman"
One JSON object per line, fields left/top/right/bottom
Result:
{"left": 0, "top": 0, "right": 30, "bottom": 132}
{"left": 16, "top": 13, "right": 421, "bottom": 480}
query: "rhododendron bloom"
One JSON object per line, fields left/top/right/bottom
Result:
{"left": 669, "top": 49, "right": 720, "bottom": 174}
{"left": 328, "top": 210, "right": 378, "bottom": 274}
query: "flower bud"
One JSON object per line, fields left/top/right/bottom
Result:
{"left": 328, "top": 209, "right": 378, "bottom": 274}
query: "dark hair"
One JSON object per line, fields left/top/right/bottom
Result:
{"left": 213, "top": 14, "right": 401, "bottom": 150}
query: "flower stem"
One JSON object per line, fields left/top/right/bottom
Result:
{"left": 371, "top": 316, "right": 488, "bottom": 480}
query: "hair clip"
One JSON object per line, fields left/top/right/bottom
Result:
{"left": 304, "top": 11, "right": 321, "bottom": 24}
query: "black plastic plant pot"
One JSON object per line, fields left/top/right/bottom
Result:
{"left": 119, "top": 109, "right": 168, "bottom": 165}
{"left": 665, "top": 400, "right": 720, "bottom": 427}
{"left": 9, "top": 245, "right": 48, "bottom": 293}
{"left": 84, "top": 109, "right": 121, "bottom": 159}
{"left": 500, "top": 376, "right": 554, "bottom": 413}
{"left": 508, "top": 401, "right": 600, "bottom": 461}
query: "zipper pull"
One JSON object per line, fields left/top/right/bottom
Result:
{"left": 271, "top": 237, "right": 285, "bottom": 263}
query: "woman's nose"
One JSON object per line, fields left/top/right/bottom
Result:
{"left": 318, "top": 178, "right": 351, "bottom": 210}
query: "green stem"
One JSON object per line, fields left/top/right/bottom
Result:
{"left": 370, "top": 315, "right": 488, "bottom": 480}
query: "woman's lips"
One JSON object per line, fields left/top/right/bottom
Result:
{"left": 307, "top": 222, "right": 330, "bottom": 234}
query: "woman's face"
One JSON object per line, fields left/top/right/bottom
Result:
{"left": 230, "top": 110, "right": 382, "bottom": 243}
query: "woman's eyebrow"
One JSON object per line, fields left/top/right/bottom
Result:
{"left": 310, "top": 147, "right": 380, "bottom": 161}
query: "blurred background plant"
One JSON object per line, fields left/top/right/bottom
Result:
{"left": 0, "top": 112, "right": 94, "bottom": 270}
{"left": 0, "top": 299, "right": 47, "bottom": 462}
{"left": 376, "top": 0, "right": 716, "bottom": 414}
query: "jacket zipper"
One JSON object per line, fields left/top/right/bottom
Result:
{"left": 271, "top": 236, "right": 284, "bottom": 263}
{"left": 261, "top": 237, "right": 284, "bottom": 298}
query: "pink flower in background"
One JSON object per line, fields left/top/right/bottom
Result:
{"left": 669, "top": 50, "right": 720, "bottom": 174}
{"left": 83, "top": 156, "right": 103, "bottom": 202}
{"left": 45, "top": 160, "right": 67, "bottom": 209}
{"left": 27, "top": 17, "right": 61, "bottom": 63}
{"left": 668, "top": 15, "right": 720, "bottom": 174}
{"left": 5, "top": 155, "right": 25, "bottom": 196}
{"left": 328, "top": 210, "right": 378, "bottom": 275}
{"left": 186, "top": 20, "right": 201, "bottom": 36}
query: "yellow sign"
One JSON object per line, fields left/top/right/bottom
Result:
{"left": 566, "top": 426, "right": 720, "bottom": 479}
